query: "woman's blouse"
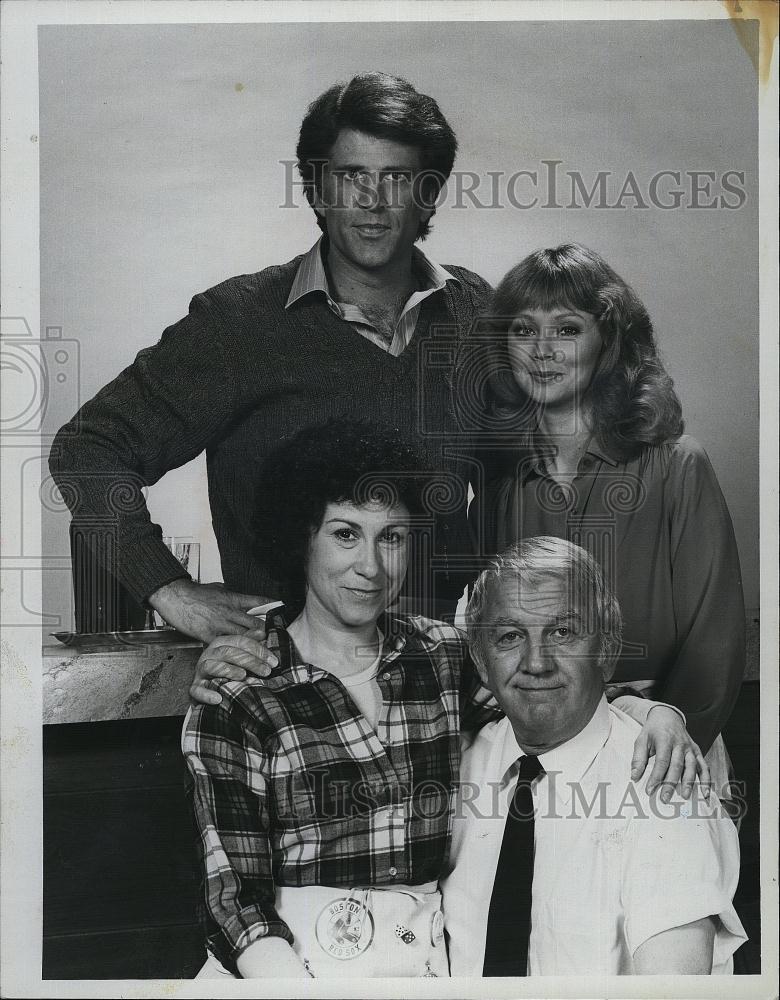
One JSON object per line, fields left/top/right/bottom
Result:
{"left": 469, "top": 434, "right": 745, "bottom": 753}
{"left": 181, "top": 615, "right": 497, "bottom": 975}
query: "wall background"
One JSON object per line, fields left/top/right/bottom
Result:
{"left": 39, "top": 19, "right": 759, "bottom": 629}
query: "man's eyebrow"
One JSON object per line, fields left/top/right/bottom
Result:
{"left": 482, "top": 610, "right": 584, "bottom": 626}
{"left": 331, "top": 162, "right": 415, "bottom": 172}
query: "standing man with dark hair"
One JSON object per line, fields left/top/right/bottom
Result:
{"left": 50, "top": 72, "right": 490, "bottom": 643}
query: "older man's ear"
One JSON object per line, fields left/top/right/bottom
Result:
{"left": 599, "top": 639, "right": 620, "bottom": 683}
{"left": 469, "top": 645, "right": 491, "bottom": 690}
{"left": 600, "top": 657, "right": 615, "bottom": 683}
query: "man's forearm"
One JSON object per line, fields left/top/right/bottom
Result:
{"left": 49, "top": 292, "right": 240, "bottom": 603}
{"left": 632, "top": 917, "right": 716, "bottom": 974}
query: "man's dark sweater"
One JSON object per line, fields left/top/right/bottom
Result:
{"left": 49, "top": 254, "right": 491, "bottom": 615}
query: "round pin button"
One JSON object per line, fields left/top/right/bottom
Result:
{"left": 430, "top": 910, "right": 444, "bottom": 946}
{"left": 389, "top": 866, "right": 398, "bottom": 877}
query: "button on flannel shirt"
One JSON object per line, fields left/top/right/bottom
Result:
{"left": 181, "top": 615, "right": 498, "bottom": 973}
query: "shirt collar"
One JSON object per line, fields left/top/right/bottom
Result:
{"left": 523, "top": 437, "right": 620, "bottom": 482}
{"left": 265, "top": 615, "right": 408, "bottom": 685}
{"left": 285, "top": 236, "right": 459, "bottom": 309}
{"left": 583, "top": 439, "right": 619, "bottom": 468}
{"left": 496, "top": 695, "right": 612, "bottom": 809}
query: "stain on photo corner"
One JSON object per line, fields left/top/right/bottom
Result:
{"left": 722, "top": 0, "right": 779, "bottom": 85}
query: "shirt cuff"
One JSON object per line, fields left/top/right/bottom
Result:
{"left": 215, "top": 911, "right": 296, "bottom": 976}
{"left": 625, "top": 887, "right": 746, "bottom": 965}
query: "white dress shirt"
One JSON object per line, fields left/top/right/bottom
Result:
{"left": 442, "top": 696, "right": 746, "bottom": 976}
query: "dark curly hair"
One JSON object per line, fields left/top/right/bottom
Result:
{"left": 251, "top": 419, "right": 430, "bottom": 608}
{"left": 296, "top": 72, "right": 458, "bottom": 242}
{"left": 468, "top": 243, "right": 683, "bottom": 461}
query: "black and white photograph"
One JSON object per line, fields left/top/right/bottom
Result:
{"left": 0, "top": 1, "right": 777, "bottom": 996}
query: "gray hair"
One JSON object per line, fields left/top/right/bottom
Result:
{"left": 466, "top": 536, "right": 623, "bottom": 677}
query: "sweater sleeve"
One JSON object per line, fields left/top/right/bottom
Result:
{"left": 655, "top": 438, "right": 745, "bottom": 752}
{"left": 48, "top": 289, "right": 244, "bottom": 603}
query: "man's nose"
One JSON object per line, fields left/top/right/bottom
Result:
{"left": 523, "top": 637, "right": 554, "bottom": 674}
{"left": 355, "top": 173, "right": 389, "bottom": 210}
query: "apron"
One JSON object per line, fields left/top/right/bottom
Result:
{"left": 196, "top": 884, "right": 448, "bottom": 979}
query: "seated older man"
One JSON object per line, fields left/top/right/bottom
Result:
{"left": 442, "top": 537, "right": 746, "bottom": 976}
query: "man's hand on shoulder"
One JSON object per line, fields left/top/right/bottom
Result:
{"left": 148, "top": 578, "right": 272, "bottom": 643}
{"left": 190, "top": 629, "right": 278, "bottom": 706}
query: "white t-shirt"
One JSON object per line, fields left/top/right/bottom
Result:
{"left": 442, "top": 697, "right": 746, "bottom": 976}
{"left": 337, "top": 631, "right": 384, "bottom": 732}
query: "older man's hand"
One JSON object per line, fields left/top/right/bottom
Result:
{"left": 630, "top": 706, "right": 710, "bottom": 802}
{"left": 190, "top": 628, "right": 279, "bottom": 706}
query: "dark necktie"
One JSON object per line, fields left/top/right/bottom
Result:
{"left": 482, "top": 753, "right": 544, "bottom": 977}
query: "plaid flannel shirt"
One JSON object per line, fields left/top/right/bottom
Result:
{"left": 181, "top": 615, "right": 498, "bottom": 973}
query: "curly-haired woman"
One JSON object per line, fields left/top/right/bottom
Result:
{"left": 465, "top": 244, "right": 744, "bottom": 792}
